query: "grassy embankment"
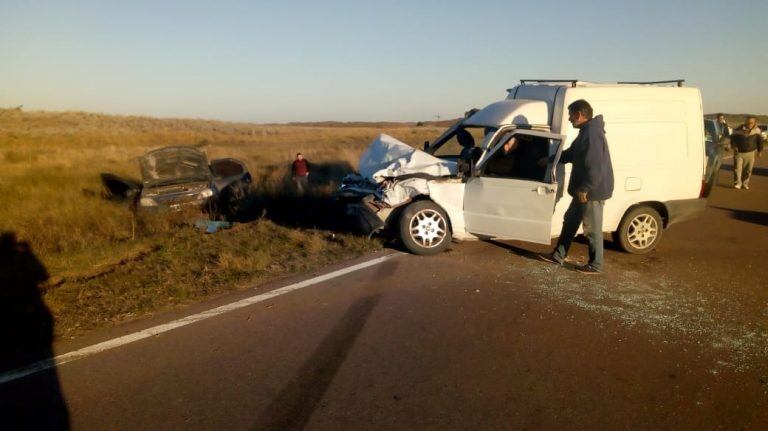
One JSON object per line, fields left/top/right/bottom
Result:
{"left": 0, "top": 107, "right": 443, "bottom": 338}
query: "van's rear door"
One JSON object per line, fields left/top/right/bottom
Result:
{"left": 463, "top": 130, "right": 565, "bottom": 244}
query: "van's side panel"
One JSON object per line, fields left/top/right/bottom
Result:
{"left": 509, "top": 86, "right": 705, "bottom": 235}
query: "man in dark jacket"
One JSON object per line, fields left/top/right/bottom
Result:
{"left": 731, "top": 116, "right": 764, "bottom": 190}
{"left": 540, "top": 99, "right": 614, "bottom": 274}
{"left": 716, "top": 113, "right": 731, "bottom": 142}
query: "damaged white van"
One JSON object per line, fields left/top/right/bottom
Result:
{"left": 338, "top": 80, "right": 709, "bottom": 255}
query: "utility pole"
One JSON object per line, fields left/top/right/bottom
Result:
{"left": 435, "top": 114, "right": 441, "bottom": 121}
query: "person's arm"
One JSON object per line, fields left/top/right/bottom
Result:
{"left": 540, "top": 145, "right": 573, "bottom": 167}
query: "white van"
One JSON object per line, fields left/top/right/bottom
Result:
{"left": 340, "top": 80, "right": 709, "bottom": 255}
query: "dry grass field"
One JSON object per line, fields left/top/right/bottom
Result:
{"left": 0, "top": 107, "right": 444, "bottom": 338}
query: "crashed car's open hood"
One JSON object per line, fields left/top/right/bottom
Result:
{"left": 140, "top": 146, "right": 211, "bottom": 186}
{"left": 359, "top": 134, "right": 458, "bottom": 182}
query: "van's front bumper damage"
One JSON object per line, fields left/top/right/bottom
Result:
{"left": 336, "top": 176, "right": 418, "bottom": 236}
{"left": 666, "top": 198, "right": 708, "bottom": 226}
{"left": 336, "top": 134, "right": 459, "bottom": 236}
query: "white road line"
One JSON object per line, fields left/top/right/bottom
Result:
{"left": 0, "top": 252, "right": 404, "bottom": 385}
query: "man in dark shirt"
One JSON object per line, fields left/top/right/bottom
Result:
{"left": 716, "top": 113, "right": 731, "bottom": 143}
{"left": 539, "top": 99, "right": 614, "bottom": 274}
{"left": 731, "top": 116, "right": 764, "bottom": 189}
{"left": 291, "top": 153, "right": 310, "bottom": 194}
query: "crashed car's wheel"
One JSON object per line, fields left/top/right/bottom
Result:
{"left": 615, "top": 206, "right": 663, "bottom": 254}
{"left": 398, "top": 200, "right": 452, "bottom": 255}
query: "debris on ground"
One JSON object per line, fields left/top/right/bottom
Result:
{"left": 194, "top": 219, "right": 234, "bottom": 234}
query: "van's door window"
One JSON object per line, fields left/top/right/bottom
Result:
{"left": 481, "top": 132, "right": 550, "bottom": 182}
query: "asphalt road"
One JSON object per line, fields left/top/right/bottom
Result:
{"left": 2, "top": 159, "right": 768, "bottom": 430}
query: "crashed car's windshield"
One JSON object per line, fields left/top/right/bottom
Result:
{"left": 140, "top": 147, "right": 211, "bottom": 185}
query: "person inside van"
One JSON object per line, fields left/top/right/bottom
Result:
{"left": 485, "top": 135, "right": 520, "bottom": 177}
{"left": 538, "top": 99, "right": 614, "bottom": 274}
{"left": 485, "top": 134, "right": 548, "bottom": 181}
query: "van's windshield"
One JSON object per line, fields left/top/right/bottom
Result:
{"left": 429, "top": 125, "right": 496, "bottom": 158}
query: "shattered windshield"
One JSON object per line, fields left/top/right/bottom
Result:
{"left": 140, "top": 147, "right": 211, "bottom": 185}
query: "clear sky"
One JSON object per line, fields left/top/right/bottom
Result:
{"left": 1, "top": 0, "right": 766, "bottom": 122}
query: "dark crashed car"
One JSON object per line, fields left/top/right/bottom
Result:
{"left": 103, "top": 146, "right": 251, "bottom": 219}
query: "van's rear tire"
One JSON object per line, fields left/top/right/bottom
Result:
{"left": 398, "top": 200, "right": 452, "bottom": 255}
{"left": 615, "top": 206, "right": 663, "bottom": 254}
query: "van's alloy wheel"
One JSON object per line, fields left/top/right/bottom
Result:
{"left": 410, "top": 209, "right": 447, "bottom": 248}
{"left": 398, "top": 201, "right": 452, "bottom": 255}
{"left": 616, "top": 206, "right": 663, "bottom": 254}
{"left": 627, "top": 214, "right": 658, "bottom": 249}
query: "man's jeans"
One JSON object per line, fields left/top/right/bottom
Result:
{"left": 552, "top": 199, "right": 605, "bottom": 270}
{"left": 734, "top": 150, "right": 756, "bottom": 187}
{"left": 293, "top": 175, "right": 309, "bottom": 194}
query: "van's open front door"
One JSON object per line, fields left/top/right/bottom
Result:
{"left": 463, "top": 130, "right": 565, "bottom": 244}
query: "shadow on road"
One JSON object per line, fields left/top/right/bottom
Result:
{"left": 0, "top": 232, "right": 70, "bottom": 429}
{"left": 710, "top": 206, "right": 768, "bottom": 227}
{"left": 485, "top": 236, "right": 622, "bottom": 261}
{"left": 251, "top": 294, "right": 381, "bottom": 431}
{"left": 484, "top": 239, "right": 543, "bottom": 261}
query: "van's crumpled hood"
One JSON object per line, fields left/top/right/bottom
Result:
{"left": 359, "top": 134, "right": 458, "bottom": 182}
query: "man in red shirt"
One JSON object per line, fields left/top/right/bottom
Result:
{"left": 291, "top": 153, "right": 310, "bottom": 194}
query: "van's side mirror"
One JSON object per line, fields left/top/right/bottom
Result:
{"left": 423, "top": 141, "right": 429, "bottom": 151}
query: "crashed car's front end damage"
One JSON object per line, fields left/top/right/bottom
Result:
{"left": 337, "top": 134, "right": 461, "bottom": 236}
{"left": 101, "top": 146, "right": 252, "bottom": 220}
{"left": 139, "top": 180, "right": 215, "bottom": 210}
{"left": 139, "top": 147, "right": 216, "bottom": 211}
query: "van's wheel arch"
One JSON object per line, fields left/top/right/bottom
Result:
{"left": 398, "top": 200, "right": 452, "bottom": 255}
{"left": 614, "top": 205, "right": 663, "bottom": 254}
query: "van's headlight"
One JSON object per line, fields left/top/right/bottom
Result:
{"left": 198, "top": 189, "right": 214, "bottom": 198}
{"left": 140, "top": 197, "right": 157, "bottom": 207}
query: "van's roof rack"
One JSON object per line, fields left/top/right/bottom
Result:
{"left": 510, "top": 79, "right": 686, "bottom": 91}
{"left": 617, "top": 80, "right": 685, "bottom": 87}
{"left": 519, "top": 79, "right": 579, "bottom": 87}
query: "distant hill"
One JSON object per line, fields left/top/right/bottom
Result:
{"left": 285, "top": 118, "right": 461, "bottom": 128}
{"left": 6, "top": 106, "right": 763, "bottom": 132}
{"left": 0, "top": 106, "right": 460, "bottom": 131}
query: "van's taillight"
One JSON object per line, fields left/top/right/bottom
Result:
{"left": 699, "top": 180, "right": 706, "bottom": 198}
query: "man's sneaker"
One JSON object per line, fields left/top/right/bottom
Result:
{"left": 744, "top": 184, "right": 750, "bottom": 190}
{"left": 538, "top": 253, "right": 564, "bottom": 265}
{"left": 734, "top": 184, "right": 742, "bottom": 189}
{"left": 576, "top": 264, "right": 602, "bottom": 275}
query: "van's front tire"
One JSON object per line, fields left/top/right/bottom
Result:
{"left": 398, "top": 201, "right": 452, "bottom": 255}
{"left": 615, "top": 206, "right": 663, "bottom": 254}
